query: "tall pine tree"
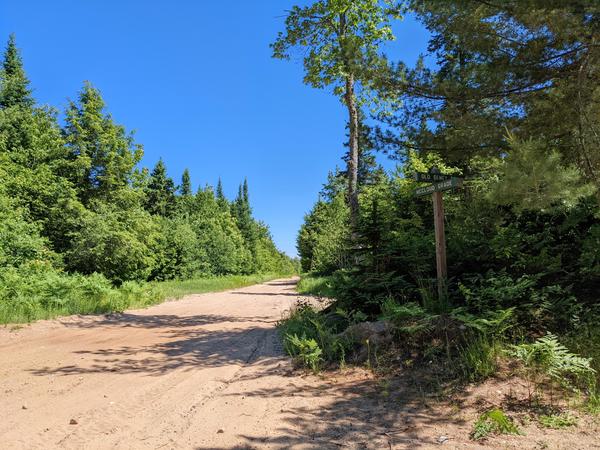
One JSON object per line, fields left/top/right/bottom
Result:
{"left": 216, "top": 177, "right": 228, "bottom": 209}
{"left": 145, "top": 159, "right": 176, "bottom": 216}
{"left": 0, "top": 34, "right": 33, "bottom": 109}
{"left": 63, "top": 82, "right": 143, "bottom": 203}
{"left": 180, "top": 168, "right": 192, "bottom": 196}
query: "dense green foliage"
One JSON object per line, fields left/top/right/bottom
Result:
{"left": 0, "top": 35, "right": 295, "bottom": 323}
{"left": 280, "top": 0, "right": 600, "bottom": 405}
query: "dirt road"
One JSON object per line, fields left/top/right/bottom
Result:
{"left": 3, "top": 279, "right": 595, "bottom": 449}
{"left": 0, "top": 278, "right": 403, "bottom": 450}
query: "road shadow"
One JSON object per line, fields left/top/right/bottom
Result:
{"left": 60, "top": 313, "right": 276, "bottom": 330}
{"left": 231, "top": 292, "right": 300, "bottom": 297}
{"left": 264, "top": 280, "right": 298, "bottom": 288}
{"left": 222, "top": 371, "right": 467, "bottom": 449}
{"left": 30, "top": 313, "right": 286, "bottom": 377}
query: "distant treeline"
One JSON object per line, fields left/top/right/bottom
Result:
{"left": 0, "top": 34, "right": 295, "bottom": 321}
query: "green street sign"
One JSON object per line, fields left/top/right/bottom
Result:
{"left": 415, "top": 184, "right": 437, "bottom": 197}
{"left": 415, "top": 177, "right": 463, "bottom": 197}
{"left": 414, "top": 172, "right": 453, "bottom": 183}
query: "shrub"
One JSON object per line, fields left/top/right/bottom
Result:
{"left": 0, "top": 264, "right": 164, "bottom": 324}
{"left": 509, "top": 334, "right": 597, "bottom": 402}
{"left": 278, "top": 302, "right": 350, "bottom": 368}
{"left": 65, "top": 201, "right": 159, "bottom": 283}
{"left": 471, "top": 409, "right": 520, "bottom": 440}
{"left": 538, "top": 413, "right": 578, "bottom": 429}
{"left": 284, "top": 334, "right": 323, "bottom": 372}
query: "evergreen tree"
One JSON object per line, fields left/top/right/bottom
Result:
{"left": 63, "top": 82, "right": 143, "bottom": 203}
{"left": 180, "top": 168, "right": 192, "bottom": 196}
{"left": 243, "top": 178, "right": 249, "bottom": 204}
{"left": 216, "top": 178, "right": 228, "bottom": 209}
{"left": 233, "top": 180, "right": 257, "bottom": 269}
{"left": 0, "top": 35, "right": 78, "bottom": 250}
{"left": 0, "top": 34, "right": 33, "bottom": 109}
{"left": 145, "top": 159, "right": 176, "bottom": 216}
{"left": 376, "top": 0, "right": 600, "bottom": 201}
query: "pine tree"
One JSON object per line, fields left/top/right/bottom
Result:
{"left": 0, "top": 34, "right": 33, "bottom": 109}
{"left": 180, "top": 168, "right": 192, "bottom": 196}
{"left": 63, "top": 82, "right": 143, "bottom": 203}
{"left": 145, "top": 159, "right": 176, "bottom": 216}
{"left": 232, "top": 180, "right": 257, "bottom": 270}
{"left": 242, "top": 178, "right": 249, "bottom": 205}
{"left": 216, "top": 177, "right": 228, "bottom": 209}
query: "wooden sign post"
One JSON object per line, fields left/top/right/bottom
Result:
{"left": 414, "top": 167, "right": 463, "bottom": 300}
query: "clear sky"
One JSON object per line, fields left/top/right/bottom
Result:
{"left": 1, "top": 1, "right": 430, "bottom": 257}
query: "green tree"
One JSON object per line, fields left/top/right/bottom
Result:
{"left": 297, "top": 193, "right": 349, "bottom": 273}
{"left": 0, "top": 35, "right": 79, "bottom": 251}
{"left": 151, "top": 216, "right": 208, "bottom": 280}
{"left": 0, "top": 187, "right": 55, "bottom": 268}
{"left": 376, "top": 0, "right": 600, "bottom": 200}
{"left": 63, "top": 82, "right": 143, "bottom": 203}
{"left": 272, "top": 0, "right": 399, "bottom": 229}
{"left": 65, "top": 201, "right": 159, "bottom": 283}
{"left": 193, "top": 186, "right": 252, "bottom": 275}
{"left": 180, "top": 168, "right": 192, "bottom": 196}
{"left": 145, "top": 159, "right": 176, "bottom": 216}
{"left": 216, "top": 177, "right": 228, "bottom": 209}
{"left": 0, "top": 34, "right": 33, "bottom": 109}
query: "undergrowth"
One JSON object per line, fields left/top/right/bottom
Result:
{"left": 296, "top": 274, "right": 337, "bottom": 298}
{"left": 0, "top": 269, "right": 287, "bottom": 324}
{"left": 471, "top": 408, "right": 521, "bottom": 440}
{"left": 278, "top": 300, "right": 351, "bottom": 371}
{"left": 538, "top": 413, "right": 578, "bottom": 429}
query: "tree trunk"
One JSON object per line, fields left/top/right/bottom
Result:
{"left": 345, "top": 73, "right": 360, "bottom": 232}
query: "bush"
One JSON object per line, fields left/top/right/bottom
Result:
{"left": 471, "top": 409, "right": 520, "bottom": 440}
{"left": 279, "top": 302, "right": 350, "bottom": 369}
{"left": 0, "top": 264, "right": 164, "bottom": 323}
{"left": 65, "top": 201, "right": 159, "bottom": 283}
{"left": 284, "top": 334, "right": 322, "bottom": 372}
{"left": 509, "top": 334, "right": 597, "bottom": 401}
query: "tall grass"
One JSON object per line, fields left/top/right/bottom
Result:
{"left": 0, "top": 268, "right": 290, "bottom": 325}
{"left": 296, "top": 274, "right": 336, "bottom": 298}
{"left": 158, "top": 273, "right": 289, "bottom": 299}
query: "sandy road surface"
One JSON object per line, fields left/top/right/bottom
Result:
{"left": 0, "top": 278, "right": 409, "bottom": 450}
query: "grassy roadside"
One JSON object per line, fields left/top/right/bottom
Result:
{"left": 158, "top": 273, "right": 292, "bottom": 299}
{"left": 296, "top": 273, "right": 336, "bottom": 298}
{"left": 0, "top": 272, "right": 293, "bottom": 325}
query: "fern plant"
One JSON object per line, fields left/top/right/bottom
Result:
{"left": 470, "top": 408, "right": 520, "bottom": 440}
{"left": 509, "top": 333, "right": 596, "bottom": 403}
{"left": 284, "top": 333, "right": 323, "bottom": 372}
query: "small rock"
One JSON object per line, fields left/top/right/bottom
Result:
{"left": 69, "top": 419, "right": 78, "bottom": 425}
{"left": 21, "top": 405, "right": 27, "bottom": 410}
{"left": 437, "top": 435, "right": 449, "bottom": 444}
{"left": 217, "top": 428, "right": 225, "bottom": 434}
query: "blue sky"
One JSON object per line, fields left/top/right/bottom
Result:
{"left": 1, "top": 1, "right": 430, "bottom": 257}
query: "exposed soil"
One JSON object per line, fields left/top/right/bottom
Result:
{"left": 0, "top": 278, "right": 598, "bottom": 449}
